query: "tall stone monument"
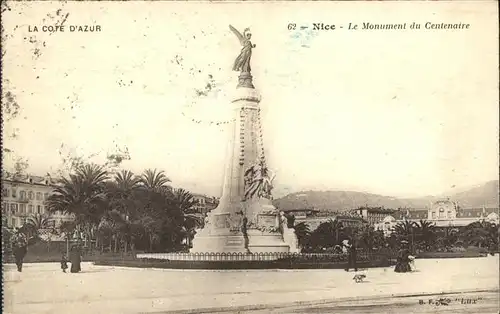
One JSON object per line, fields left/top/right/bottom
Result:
{"left": 191, "top": 25, "right": 296, "bottom": 253}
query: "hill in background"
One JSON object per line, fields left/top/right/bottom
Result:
{"left": 273, "top": 180, "right": 499, "bottom": 211}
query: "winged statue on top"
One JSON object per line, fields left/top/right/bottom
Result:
{"left": 229, "top": 25, "right": 256, "bottom": 73}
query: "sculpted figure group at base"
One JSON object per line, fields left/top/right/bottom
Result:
{"left": 243, "top": 160, "right": 275, "bottom": 201}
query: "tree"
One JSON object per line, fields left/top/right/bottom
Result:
{"left": 461, "top": 221, "right": 499, "bottom": 249}
{"left": 308, "top": 219, "right": 344, "bottom": 251}
{"left": 24, "top": 214, "right": 54, "bottom": 239}
{"left": 393, "top": 220, "right": 415, "bottom": 240}
{"left": 22, "top": 214, "right": 56, "bottom": 252}
{"left": 293, "top": 222, "right": 311, "bottom": 249}
{"left": 172, "top": 188, "right": 202, "bottom": 247}
{"left": 140, "top": 169, "right": 171, "bottom": 192}
{"left": 108, "top": 170, "right": 141, "bottom": 219}
{"left": 46, "top": 163, "right": 109, "bottom": 249}
{"left": 355, "top": 225, "right": 385, "bottom": 252}
{"left": 413, "top": 220, "right": 436, "bottom": 250}
{"left": 58, "top": 221, "right": 77, "bottom": 240}
{"left": 393, "top": 220, "right": 417, "bottom": 251}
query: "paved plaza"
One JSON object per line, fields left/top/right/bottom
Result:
{"left": 3, "top": 256, "right": 499, "bottom": 314}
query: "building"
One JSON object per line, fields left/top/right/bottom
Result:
{"left": 355, "top": 206, "right": 396, "bottom": 225}
{"left": 191, "top": 193, "right": 219, "bottom": 215}
{"left": 282, "top": 208, "right": 324, "bottom": 230}
{"left": 375, "top": 199, "right": 499, "bottom": 236}
{"left": 281, "top": 208, "right": 366, "bottom": 231}
{"left": 1, "top": 173, "right": 73, "bottom": 230}
{"left": 334, "top": 214, "right": 366, "bottom": 228}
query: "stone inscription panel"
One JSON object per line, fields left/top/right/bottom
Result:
{"left": 225, "top": 237, "right": 244, "bottom": 247}
{"left": 258, "top": 215, "right": 277, "bottom": 228}
{"left": 213, "top": 213, "right": 230, "bottom": 229}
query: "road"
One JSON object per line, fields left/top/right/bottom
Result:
{"left": 3, "top": 256, "right": 499, "bottom": 314}
{"left": 239, "top": 291, "right": 499, "bottom": 314}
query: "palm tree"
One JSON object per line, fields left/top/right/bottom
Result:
{"left": 114, "top": 170, "right": 141, "bottom": 194}
{"left": 24, "top": 214, "right": 54, "bottom": 237}
{"left": 461, "top": 221, "right": 499, "bottom": 249}
{"left": 393, "top": 220, "right": 417, "bottom": 251}
{"left": 172, "top": 188, "right": 202, "bottom": 247}
{"left": 394, "top": 220, "right": 416, "bottom": 240}
{"left": 109, "top": 170, "right": 141, "bottom": 218}
{"left": 293, "top": 222, "right": 311, "bottom": 249}
{"left": 46, "top": 164, "right": 109, "bottom": 249}
{"left": 22, "top": 213, "right": 55, "bottom": 251}
{"left": 75, "top": 163, "right": 109, "bottom": 191}
{"left": 356, "top": 225, "right": 385, "bottom": 252}
{"left": 414, "top": 220, "right": 436, "bottom": 250}
{"left": 140, "top": 169, "right": 171, "bottom": 192}
{"left": 308, "top": 219, "right": 344, "bottom": 251}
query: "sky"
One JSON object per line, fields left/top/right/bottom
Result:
{"left": 2, "top": 1, "right": 499, "bottom": 198}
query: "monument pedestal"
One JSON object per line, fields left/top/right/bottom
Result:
{"left": 191, "top": 211, "right": 247, "bottom": 253}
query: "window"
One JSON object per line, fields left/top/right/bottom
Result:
{"left": 37, "top": 205, "right": 42, "bottom": 214}
{"left": 2, "top": 188, "right": 8, "bottom": 197}
{"left": 28, "top": 204, "right": 33, "bottom": 214}
{"left": 11, "top": 218, "right": 16, "bottom": 227}
{"left": 44, "top": 193, "right": 49, "bottom": 200}
{"left": 28, "top": 191, "right": 34, "bottom": 200}
{"left": 1, "top": 203, "right": 6, "bottom": 214}
{"left": 10, "top": 203, "right": 18, "bottom": 214}
{"left": 447, "top": 211, "right": 451, "bottom": 219}
{"left": 11, "top": 189, "right": 17, "bottom": 198}
{"left": 20, "top": 204, "right": 26, "bottom": 214}
{"left": 432, "top": 212, "right": 436, "bottom": 219}
{"left": 20, "top": 190, "right": 27, "bottom": 200}
{"left": 36, "top": 192, "right": 42, "bottom": 200}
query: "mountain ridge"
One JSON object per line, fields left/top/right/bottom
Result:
{"left": 272, "top": 180, "right": 499, "bottom": 211}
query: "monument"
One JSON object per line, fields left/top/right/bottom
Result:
{"left": 190, "top": 25, "right": 298, "bottom": 253}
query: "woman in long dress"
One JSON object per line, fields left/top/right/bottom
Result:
{"left": 394, "top": 241, "right": 412, "bottom": 273}
{"left": 70, "top": 245, "right": 82, "bottom": 273}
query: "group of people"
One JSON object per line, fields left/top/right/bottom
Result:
{"left": 10, "top": 228, "right": 83, "bottom": 273}
{"left": 342, "top": 238, "right": 415, "bottom": 273}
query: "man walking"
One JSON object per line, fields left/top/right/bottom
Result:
{"left": 344, "top": 239, "right": 358, "bottom": 272}
{"left": 11, "top": 228, "right": 28, "bottom": 272}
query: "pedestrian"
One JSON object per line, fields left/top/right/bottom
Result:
{"left": 61, "top": 252, "right": 68, "bottom": 273}
{"left": 394, "top": 240, "right": 412, "bottom": 273}
{"left": 69, "top": 244, "right": 82, "bottom": 273}
{"left": 11, "top": 228, "right": 28, "bottom": 272}
{"left": 344, "top": 239, "right": 358, "bottom": 272}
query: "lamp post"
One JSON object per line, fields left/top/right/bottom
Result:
{"left": 66, "top": 236, "right": 69, "bottom": 257}
{"left": 411, "top": 227, "right": 415, "bottom": 254}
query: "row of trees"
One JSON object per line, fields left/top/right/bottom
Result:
{"left": 290, "top": 218, "right": 499, "bottom": 254}
{"left": 7, "top": 160, "right": 498, "bottom": 256}
{"left": 32, "top": 163, "right": 204, "bottom": 254}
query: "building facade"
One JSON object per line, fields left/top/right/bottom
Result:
{"left": 282, "top": 208, "right": 366, "bottom": 231}
{"left": 355, "top": 207, "right": 397, "bottom": 225}
{"left": 375, "top": 199, "right": 499, "bottom": 236}
{"left": 191, "top": 193, "right": 219, "bottom": 215}
{"left": 1, "top": 174, "right": 73, "bottom": 230}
